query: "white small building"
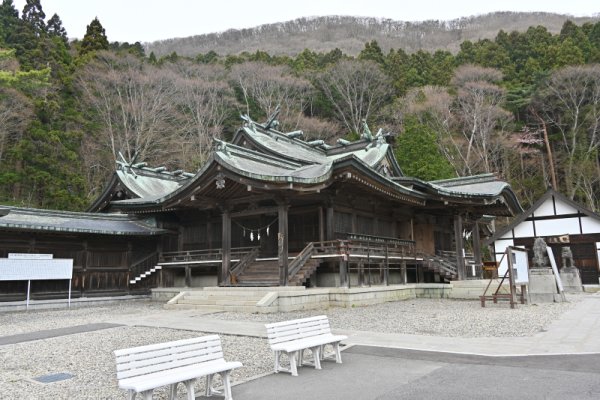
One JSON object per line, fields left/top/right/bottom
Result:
{"left": 484, "top": 189, "right": 600, "bottom": 284}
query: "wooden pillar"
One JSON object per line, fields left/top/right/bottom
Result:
{"left": 358, "top": 260, "right": 364, "bottom": 287}
{"left": 157, "top": 241, "right": 164, "bottom": 288}
{"left": 401, "top": 260, "right": 407, "bottom": 284}
{"left": 454, "top": 214, "right": 466, "bottom": 280}
{"left": 318, "top": 207, "right": 325, "bottom": 243}
{"left": 278, "top": 202, "right": 289, "bottom": 286}
{"left": 339, "top": 241, "right": 349, "bottom": 288}
{"left": 82, "top": 241, "right": 89, "bottom": 296}
{"left": 221, "top": 209, "right": 231, "bottom": 286}
{"left": 383, "top": 246, "right": 389, "bottom": 286}
{"left": 472, "top": 219, "right": 483, "bottom": 278}
{"left": 326, "top": 206, "right": 334, "bottom": 241}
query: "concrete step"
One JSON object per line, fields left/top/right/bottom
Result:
{"left": 178, "top": 299, "right": 259, "bottom": 306}
{"left": 163, "top": 304, "right": 223, "bottom": 311}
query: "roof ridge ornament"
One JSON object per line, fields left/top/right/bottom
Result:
{"left": 264, "top": 104, "right": 281, "bottom": 130}
{"left": 362, "top": 119, "right": 373, "bottom": 142}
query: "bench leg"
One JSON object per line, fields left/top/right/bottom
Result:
{"left": 127, "top": 389, "right": 136, "bottom": 400}
{"left": 311, "top": 346, "right": 322, "bottom": 370}
{"left": 183, "top": 379, "right": 195, "bottom": 400}
{"left": 289, "top": 351, "right": 298, "bottom": 376}
{"left": 221, "top": 370, "right": 233, "bottom": 400}
{"left": 334, "top": 342, "right": 342, "bottom": 363}
{"left": 273, "top": 350, "right": 281, "bottom": 373}
{"left": 206, "top": 374, "right": 223, "bottom": 396}
{"left": 168, "top": 383, "right": 177, "bottom": 400}
{"left": 140, "top": 390, "right": 153, "bottom": 400}
{"left": 298, "top": 349, "right": 304, "bottom": 366}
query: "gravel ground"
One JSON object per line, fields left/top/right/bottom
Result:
{"left": 0, "top": 295, "right": 587, "bottom": 399}
{"left": 213, "top": 294, "right": 585, "bottom": 337}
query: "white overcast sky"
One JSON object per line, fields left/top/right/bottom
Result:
{"left": 12, "top": 0, "right": 600, "bottom": 43}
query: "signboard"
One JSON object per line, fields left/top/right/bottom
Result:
{"left": 0, "top": 259, "right": 73, "bottom": 280}
{"left": 8, "top": 253, "right": 53, "bottom": 260}
{"left": 0, "top": 258, "right": 73, "bottom": 309}
{"left": 498, "top": 247, "right": 529, "bottom": 284}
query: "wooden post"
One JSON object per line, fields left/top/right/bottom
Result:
{"left": 83, "top": 241, "right": 89, "bottom": 296}
{"left": 318, "top": 207, "right": 325, "bottom": 243}
{"left": 454, "top": 214, "right": 466, "bottom": 280}
{"left": 326, "top": 206, "right": 334, "bottom": 241}
{"left": 472, "top": 219, "right": 482, "bottom": 278}
{"left": 358, "top": 260, "right": 364, "bottom": 287}
{"left": 383, "top": 245, "right": 389, "bottom": 286}
{"left": 339, "top": 241, "right": 349, "bottom": 288}
{"left": 278, "top": 202, "right": 289, "bottom": 286}
{"left": 221, "top": 209, "right": 231, "bottom": 286}
{"left": 401, "top": 260, "right": 407, "bottom": 284}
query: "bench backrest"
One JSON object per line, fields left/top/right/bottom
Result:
{"left": 114, "top": 335, "right": 224, "bottom": 380}
{"left": 265, "top": 315, "right": 332, "bottom": 345}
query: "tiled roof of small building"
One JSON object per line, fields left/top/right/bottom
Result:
{"left": 0, "top": 207, "right": 166, "bottom": 235}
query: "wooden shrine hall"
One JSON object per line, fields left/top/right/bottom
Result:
{"left": 0, "top": 113, "right": 522, "bottom": 300}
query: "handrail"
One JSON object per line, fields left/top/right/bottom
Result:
{"left": 288, "top": 242, "right": 315, "bottom": 279}
{"left": 129, "top": 251, "right": 159, "bottom": 282}
{"left": 160, "top": 247, "right": 255, "bottom": 264}
{"left": 229, "top": 247, "right": 259, "bottom": 284}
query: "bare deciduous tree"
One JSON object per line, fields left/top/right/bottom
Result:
{"left": 533, "top": 65, "right": 600, "bottom": 206}
{"left": 451, "top": 65, "right": 512, "bottom": 174}
{"left": 230, "top": 62, "right": 313, "bottom": 131}
{"left": 316, "top": 59, "right": 392, "bottom": 134}
{"left": 76, "top": 52, "right": 182, "bottom": 165}
{"left": 167, "top": 61, "right": 235, "bottom": 169}
{"left": 0, "top": 87, "right": 33, "bottom": 164}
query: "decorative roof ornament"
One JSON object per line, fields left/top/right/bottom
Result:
{"left": 215, "top": 173, "right": 226, "bottom": 189}
{"left": 264, "top": 104, "right": 281, "bottom": 130}
{"left": 361, "top": 119, "right": 373, "bottom": 142}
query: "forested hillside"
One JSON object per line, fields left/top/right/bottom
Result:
{"left": 147, "top": 13, "right": 598, "bottom": 57}
{"left": 2, "top": 0, "right": 600, "bottom": 213}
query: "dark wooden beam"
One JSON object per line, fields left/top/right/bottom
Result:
{"left": 278, "top": 202, "right": 289, "bottom": 286}
{"left": 231, "top": 206, "right": 279, "bottom": 218}
{"left": 221, "top": 209, "right": 231, "bottom": 286}
{"left": 454, "top": 214, "right": 466, "bottom": 280}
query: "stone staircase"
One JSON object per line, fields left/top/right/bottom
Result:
{"left": 422, "top": 251, "right": 477, "bottom": 282}
{"left": 234, "top": 258, "right": 320, "bottom": 287}
{"left": 163, "top": 286, "right": 305, "bottom": 312}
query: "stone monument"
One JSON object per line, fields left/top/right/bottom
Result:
{"left": 559, "top": 246, "right": 583, "bottom": 292}
{"left": 528, "top": 237, "right": 563, "bottom": 303}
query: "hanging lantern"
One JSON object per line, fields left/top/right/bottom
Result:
{"left": 250, "top": 231, "right": 254, "bottom": 241}
{"left": 266, "top": 226, "right": 270, "bottom": 236}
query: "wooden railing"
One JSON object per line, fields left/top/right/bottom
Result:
{"left": 159, "top": 247, "right": 256, "bottom": 265}
{"left": 129, "top": 251, "right": 159, "bottom": 282}
{"left": 229, "top": 247, "right": 259, "bottom": 283}
{"left": 288, "top": 242, "right": 315, "bottom": 279}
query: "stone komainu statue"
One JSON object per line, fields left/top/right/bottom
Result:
{"left": 561, "top": 246, "right": 575, "bottom": 269}
{"left": 532, "top": 237, "right": 549, "bottom": 268}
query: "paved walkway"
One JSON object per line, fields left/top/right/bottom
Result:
{"left": 106, "top": 292, "right": 600, "bottom": 356}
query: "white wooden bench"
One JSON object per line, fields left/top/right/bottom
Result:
{"left": 114, "top": 335, "right": 242, "bottom": 400}
{"left": 265, "top": 315, "right": 347, "bottom": 376}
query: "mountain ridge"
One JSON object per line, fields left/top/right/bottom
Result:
{"left": 146, "top": 11, "right": 599, "bottom": 57}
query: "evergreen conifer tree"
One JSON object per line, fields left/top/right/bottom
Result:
{"left": 0, "top": 0, "right": 19, "bottom": 45}
{"left": 21, "top": 0, "right": 45, "bottom": 35}
{"left": 47, "top": 13, "right": 67, "bottom": 43}
{"left": 79, "top": 17, "right": 108, "bottom": 56}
